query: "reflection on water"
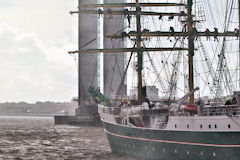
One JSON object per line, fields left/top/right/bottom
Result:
{"left": 0, "top": 116, "right": 136, "bottom": 160}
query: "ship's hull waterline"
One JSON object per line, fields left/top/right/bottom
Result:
{"left": 103, "top": 121, "right": 240, "bottom": 160}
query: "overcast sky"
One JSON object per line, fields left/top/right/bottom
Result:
{"left": 0, "top": 0, "right": 79, "bottom": 103}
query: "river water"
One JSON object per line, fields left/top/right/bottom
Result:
{"left": 0, "top": 116, "right": 137, "bottom": 160}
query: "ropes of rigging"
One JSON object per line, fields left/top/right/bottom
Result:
{"left": 213, "top": 0, "right": 235, "bottom": 97}
{"left": 143, "top": 0, "right": 187, "bottom": 98}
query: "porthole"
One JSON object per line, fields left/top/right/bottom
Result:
{"left": 175, "top": 124, "right": 177, "bottom": 128}
{"left": 187, "top": 124, "right": 189, "bottom": 128}
{"left": 209, "top": 124, "right": 211, "bottom": 129}
{"left": 213, "top": 152, "right": 216, "bottom": 157}
{"left": 200, "top": 124, "right": 202, "bottom": 128}
{"left": 215, "top": 124, "right": 217, "bottom": 128}
{"left": 228, "top": 124, "right": 231, "bottom": 129}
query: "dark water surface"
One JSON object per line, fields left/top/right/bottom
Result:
{"left": 0, "top": 116, "right": 137, "bottom": 160}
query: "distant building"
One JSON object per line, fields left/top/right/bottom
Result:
{"left": 129, "top": 86, "right": 159, "bottom": 101}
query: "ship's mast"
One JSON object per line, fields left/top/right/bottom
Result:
{"left": 136, "top": 0, "right": 143, "bottom": 104}
{"left": 187, "top": 0, "right": 194, "bottom": 104}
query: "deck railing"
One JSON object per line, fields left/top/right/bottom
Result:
{"left": 200, "top": 105, "right": 240, "bottom": 116}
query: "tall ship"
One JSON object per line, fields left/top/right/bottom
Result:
{"left": 70, "top": 0, "right": 240, "bottom": 159}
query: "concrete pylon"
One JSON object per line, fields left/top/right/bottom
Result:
{"left": 103, "top": 0, "right": 126, "bottom": 99}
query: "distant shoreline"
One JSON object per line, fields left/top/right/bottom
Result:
{"left": 0, "top": 101, "right": 76, "bottom": 117}
{"left": 0, "top": 113, "right": 71, "bottom": 117}
{"left": 0, "top": 113, "right": 68, "bottom": 117}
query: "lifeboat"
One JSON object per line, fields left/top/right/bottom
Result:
{"left": 180, "top": 104, "right": 198, "bottom": 114}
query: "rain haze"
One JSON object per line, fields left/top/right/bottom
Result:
{"left": 1, "top": 0, "right": 240, "bottom": 160}
{"left": 0, "top": 2, "right": 132, "bottom": 159}
{"left": 0, "top": 0, "right": 239, "bottom": 102}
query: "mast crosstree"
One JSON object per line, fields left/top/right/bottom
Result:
{"left": 105, "top": 31, "right": 238, "bottom": 38}
{"left": 78, "top": 2, "right": 186, "bottom": 8}
{"left": 70, "top": 10, "right": 186, "bottom": 16}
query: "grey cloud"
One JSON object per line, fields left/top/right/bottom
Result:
{"left": 0, "top": 24, "right": 77, "bottom": 102}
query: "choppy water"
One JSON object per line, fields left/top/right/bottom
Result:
{"left": 0, "top": 116, "right": 136, "bottom": 160}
